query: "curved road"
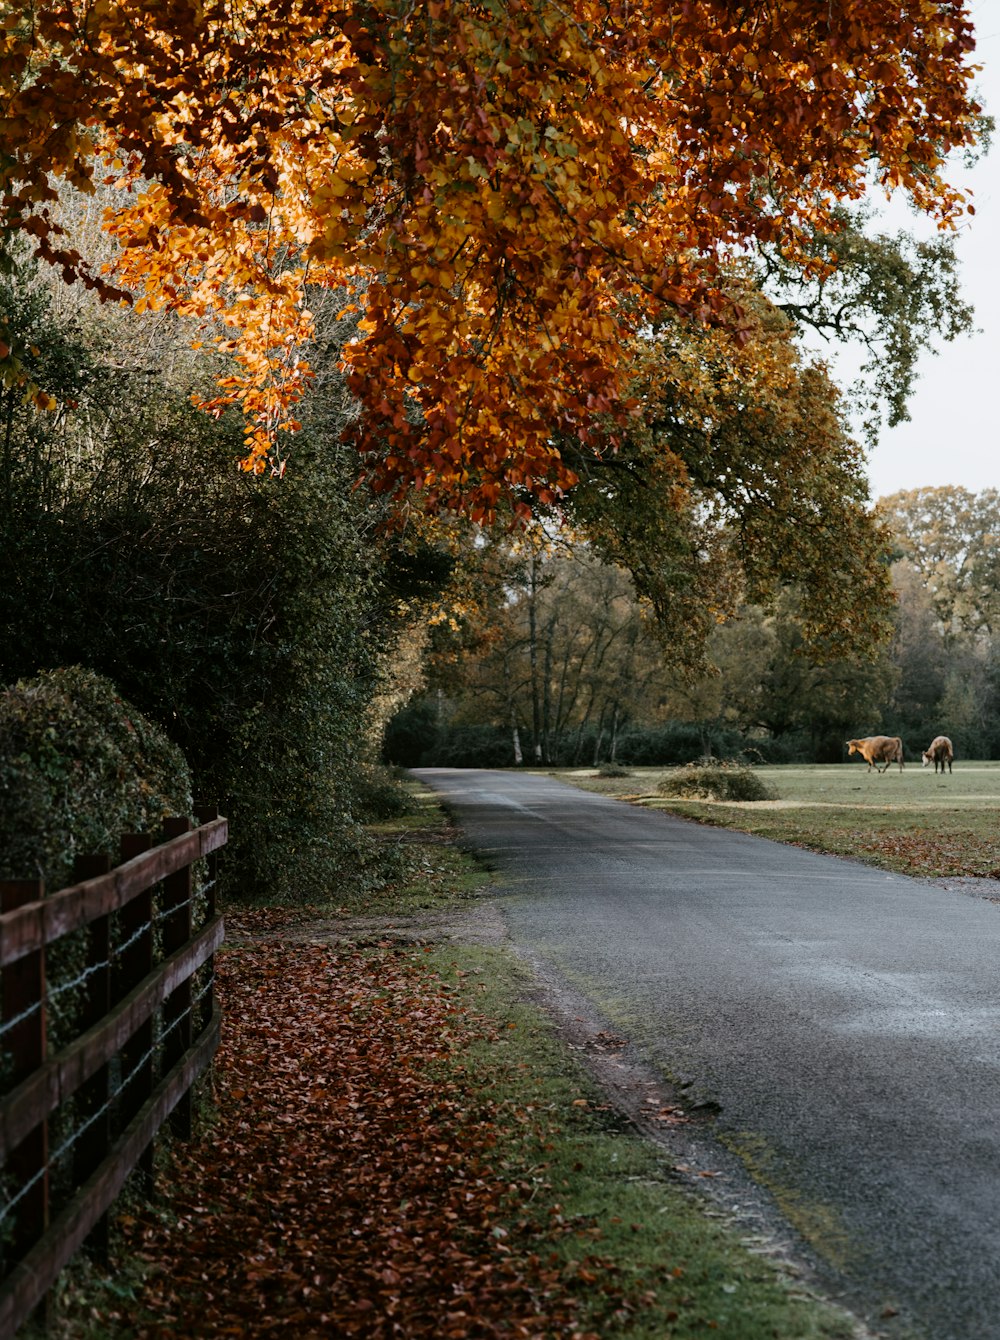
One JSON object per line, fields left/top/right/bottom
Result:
{"left": 415, "top": 767, "right": 1000, "bottom": 1340}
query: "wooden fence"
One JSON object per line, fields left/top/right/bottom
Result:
{"left": 0, "top": 810, "right": 227, "bottom": 1335}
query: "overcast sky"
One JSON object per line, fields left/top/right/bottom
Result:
{"left": 823, "top": 3, "right": 999, "bottom": 503}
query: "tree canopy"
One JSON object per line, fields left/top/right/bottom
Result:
{"left": 880, "top": 486, "right": 1000, "bottom": 639}
{"left": 0, "top": 0, "right": 983, "bottom": 518}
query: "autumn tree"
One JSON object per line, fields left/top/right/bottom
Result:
{"left": 562, "top": 294, "right": 898, "bottom": 658}
{"left": 880, "top": 487, "right": 1000, "bottom": 640}
{"left": 0, "top": 0, "right": 982, "bottom": 517}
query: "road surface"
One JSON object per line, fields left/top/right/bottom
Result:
{"left": 415, "top": 767, "right": 1000, "bottom": 1340}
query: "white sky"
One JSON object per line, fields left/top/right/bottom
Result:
{"left": 821, "top": 3, "right": 999, "bottom": 503}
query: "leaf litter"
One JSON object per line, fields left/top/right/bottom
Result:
{"left": 94, "top": 932, "right": 619, "bottom": 1338}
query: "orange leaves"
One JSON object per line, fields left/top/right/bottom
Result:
{"left": 0, "top": 0, "right": 984, "bottom": 518}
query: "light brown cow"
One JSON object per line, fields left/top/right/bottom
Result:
{"left": 921, "top": 735, "right": 954, "bottom": 774}
{"left": 846, "top": 735, "right": 905, "bottom": 774}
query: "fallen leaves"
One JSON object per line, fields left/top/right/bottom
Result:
{"left": 98, "top": 940, "right": 610, "bottom": 1337}
{"left": 851, "top": 828, "right": 1000, "bottom": 877}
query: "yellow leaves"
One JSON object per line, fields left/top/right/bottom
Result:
{"left": 0, "top": 0, "right": 982, "bottom": 524}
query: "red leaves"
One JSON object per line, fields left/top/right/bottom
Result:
{"left": 99, "top": 939, "right": 600, "bottom": 1338}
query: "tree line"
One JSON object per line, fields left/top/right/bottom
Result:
{"left": 387, "top": 486, "right": 1000, "bottom": 769}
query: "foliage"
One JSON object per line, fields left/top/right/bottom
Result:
{"left": 880, "top": 486, "right": 1000, "bottom": 639}
{"left": 0, "top": 258, "right": 427, "bottom": 901}
{"left": 656, "top": 758, "right": 777, "bottom": 803}
{"left": 0, "top": 665, "right": 191, "bottom": 891}
{"left": 563, "top": 308, "right": 896, "bottom": 656}
{"left": 0, "top": 0, "right": 982, "bottom": 519}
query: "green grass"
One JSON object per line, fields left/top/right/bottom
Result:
{"left": 428, "top": 941, "right": 861, "bottom": 1339}
{"left": 549, "top": 762, "right": 1000, "bottom": 878}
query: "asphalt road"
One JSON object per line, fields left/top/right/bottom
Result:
{"left": 415, "top": 767, "right": 1000, "bottom": 1340}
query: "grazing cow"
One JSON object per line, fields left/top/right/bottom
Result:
{"left": 921, "top": 735, "right": 954, "bottom": 774}
{"left": 846, "top": 736, "right": 905, "bottom": 774}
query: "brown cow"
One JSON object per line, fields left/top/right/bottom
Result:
{"left": 846, "top": 736, "right": 905, "bottom": 774}
{"left": 921, "top": 735, "right": 954, "bottom": 774}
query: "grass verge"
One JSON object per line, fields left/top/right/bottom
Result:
{"left": 425, "top": 940, "right": 861, "bottom": 1339}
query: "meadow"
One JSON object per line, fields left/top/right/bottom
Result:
{"left": 554, "top": 761, "right": 1000, "bottom": 879}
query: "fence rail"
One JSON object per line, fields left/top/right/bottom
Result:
{"left": 0, "top": 813, "right": 227, "bottom": 1336}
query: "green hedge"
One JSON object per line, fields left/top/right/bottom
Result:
{"left": 0, "top": 666, "right": 192, "bottom": 892}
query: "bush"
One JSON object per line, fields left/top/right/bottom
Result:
{"left": 596, "top": 762, "right": 631, "bottom": 778}
{"left": 656, "top": 758, "right": 777, "bottom": 803}
{"left": 0, "top": 666, "right": 192, "bottom": 891}
{"left": 427, "top": 724, "right": 517, "bottom": 768}
{"left": 0, "top": 259, "right": 440, "bottom": 903}
{"left": 353, "top": 765, "right": 412, "bottom": 821}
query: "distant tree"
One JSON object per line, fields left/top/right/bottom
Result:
{"left": 880, "top": 487, "right": 1000, "bottom": 640}
{"left": 420, "top": 540, "right": 672, "bottom": 766}
{"left": 886, "top": 560, "right": 949, "bottom": 742}
{"left": 755, "top": 593, "right": 898, "bottom": 761}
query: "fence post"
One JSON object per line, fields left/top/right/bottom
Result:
{"left": 0, "top": 879, "right": 48, "bottom": 1276}
{"left": 161, "top": 817, "right": 193, "bottom": 1139}
{"left": 118, "top": 834, "right": 155, "bottom": 1195}
{"left": 72, "top": 853, "right": 113, "bottom": 1263}
{"left": 194, "top": 804, "right": 221, "bottom": 1023}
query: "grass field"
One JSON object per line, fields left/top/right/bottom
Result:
{"left": 552, "top": 761, "right": 1000, "bottom": 879}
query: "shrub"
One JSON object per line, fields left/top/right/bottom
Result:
{"left": 427, "top": 724, "right": 516, "bottom": 768}
{"left": 0, "top": 260, "right": 431, "bottom": 903}
{"left": 0, "top": 665, "right": 192, "bottom": 891}
{"left": 656, "top": 757, "right": 777, "bottom": 803}
{"left": 596, "top": 762, "right": 631, "bottom": 778}
{"left": 353, "top": 765, "right": 413, "bottom": 821}
{"left": 0, "top": 667, "right": 194, "bottom": 1066}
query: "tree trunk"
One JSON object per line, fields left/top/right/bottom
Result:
{"left": 610, "top": 705, "right": 621, "bottom": 762}
{"left": 528, "top": 552, "right": 543, "bottom": 761}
